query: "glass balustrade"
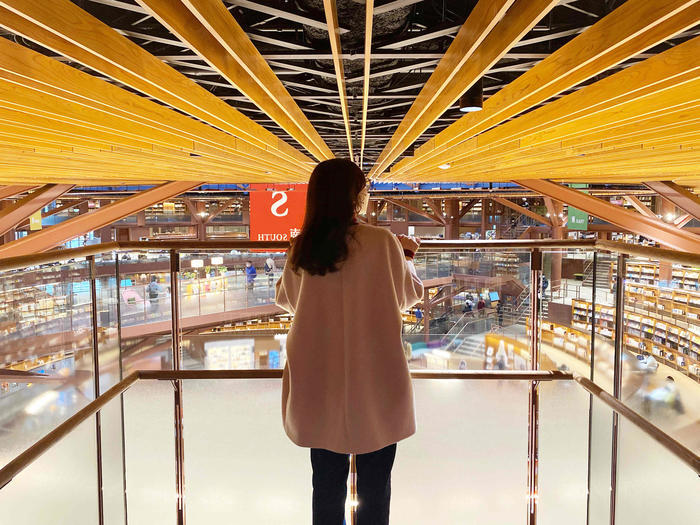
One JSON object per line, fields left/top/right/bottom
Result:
{"left": 0, "top": 241, "right": 698, "bottom": 525}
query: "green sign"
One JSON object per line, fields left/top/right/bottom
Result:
{"left": 568, "top": 207, "right": 589, "bottom": 230}
{"left": 567, "top": 184, "right": 589, "bottom": 231}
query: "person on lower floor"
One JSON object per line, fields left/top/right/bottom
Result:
{"left": 276, "top": 159, "right": 424, "bottom": 524}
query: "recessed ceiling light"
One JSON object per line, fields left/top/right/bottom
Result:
{"left": 439, "top": 163, "right": 451, "bottom": 170}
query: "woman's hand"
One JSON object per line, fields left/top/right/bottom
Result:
{"left": 396, "top": 234, "right": 421, "bottom": 254}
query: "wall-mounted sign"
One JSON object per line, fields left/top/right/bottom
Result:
{"left": 249, "top": 184, "right": 307, "bottom": 241}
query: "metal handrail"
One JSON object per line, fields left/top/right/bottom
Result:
{"left": 573, "top": 375, "right": 700, "bottom": 475}
{"left": 0, "top": 238, "right": 697, "bottom": 272}
{"left": 2, "top": 368, "right": 698, "bottom": 492}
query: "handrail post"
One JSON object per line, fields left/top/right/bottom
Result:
{"left": 115, "top": 257, "right": 130, "bottom": 524}
{"left": 169, "top": 250, "right": 186, "bottom": 525}
{"left": 88, "top": 255, "right": 105, "bottom": 525}
{"left": 527, "top": 248, "right": 542, "bottom": 525}
{"left": 609, "top": 253, "right": 627, "bottom": 525}
{"left": 585, "top": 250, "right": 598, "bottom": 525}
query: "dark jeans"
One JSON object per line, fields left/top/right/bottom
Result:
{"left": 310, "top": 443, "right": 397, "bottom": 525}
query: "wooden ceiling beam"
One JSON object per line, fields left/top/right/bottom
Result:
{"left": 401, "top": 80, "right": 700, "bottom": 181}
{"left": 323, "top": 0, "right": 353, "bottom": 159}
{"left": 0, "top": 0, "right": 312, "bottom": 168}
{"left": 0, "top": 185, "right": 38, "bottom": 200}
{"left": 0, "top": 182, "right": 202, "bottom": 258}
{"left": 423, "top": 198, "right": 445, "bottom": 223}
{"left": 136, "top": 0, "right": 332, "bottom": 161}
{"left": 0, "top": 37, "right": 310, "bottom": 177}
{"left": 623, "top": 196, "right": 658, "bottom": 219}
{"left": 383, "top": 198, "right": 444, "bottom": 225}
{"left": 514, "top": 179, "right": 700, "bottom": 252}
{"left": 491, "top": 197, "right": 552, "bottom": 226}
{"left": 405, "top": 35, "right": 700, "bottom": 175}
{"left": 16, "top": 199, "right": 89, "bottom": 230}
{"left": 0, "top": 184, "right": 74, "bottom": 236}
{"left": 432, "top": 145, "right": 700, "bottom": 182}
{"left": 391, "top": 0, "right": 700, "bottom": 178}
{"left": 458, "top": 199, "right": 478, "bottom": 218}
{"left": 644, "top": 180, "right": 700, "bottom": 221}
{"left": 370, "top": 0, "right": 549, "bottom": 177}
{"left": 359, "top": 0, "right": 374, "bottom": 168}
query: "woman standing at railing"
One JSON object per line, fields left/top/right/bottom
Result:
{"left": 275, "top": 158, "right": 424, "bottom": 525}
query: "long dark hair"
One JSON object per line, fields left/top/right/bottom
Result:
{"left": 289, "top": 158, "right": 366, "bottom": 276}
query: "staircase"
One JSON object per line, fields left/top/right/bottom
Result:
{"left": 583, "top": 255, "right": 613, "bottom": 290}
{"left": 455, "top": 334, "right": 485, "bottom": 358}
{"left": 500, "top": 216, "right": 531, "bottom": 240}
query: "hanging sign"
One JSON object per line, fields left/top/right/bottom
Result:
{"left": 567, "top": 184, "right": 589, "bottom": 231}
{"left": 29, "top": 210, "right": 42, "bottom": 231}
{"left": 248, "top": 184, "right": 307, "bottom": 241}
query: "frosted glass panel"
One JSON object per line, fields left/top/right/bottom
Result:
{"left": 587, "top": 397, "right": 613, "bottom": 525}
{"left": 100, "top": 396, "right": 126, "bottom": 525}
{"left": 392, "top": 379, "right": 529, "bottom": 524}
{"left": 182, "top": 379, "right": 310, "bottom": 524}
{"left": 0, "top": 417, "right": 98, "bottom": 525}
{"left": 615, "top": 418, "right": 700, "bottom": 525}
{"left": 538, "top": 380, "right": 590, "bottom": 525}
{"left": 123, "top": 380, "right": 175, "bottom": 525}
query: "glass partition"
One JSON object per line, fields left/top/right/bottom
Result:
{"left": 0, "top": 414, "right": 98, "bottom": 525}
{"left": 410, "top": 249, "right": 531, "bottom": 371}
{"left": 180, "top": 377, "right": 530, "bottom": 524}
{"left": 122, "top": 379, "right": 176, "bottom": 525}
{"left": 117, "top": 251, "right": 174, "bottom": 377}
{"left": 0, "top": 259, "right": 95, "bottom": 469}
{"left": 615, "top": 417, "right": 700, "bottom": 524}
{"left": 622, "top": 256, "right": 700, "bottom": 454}
{"left": 182, "top": 379, "right": 311, "bottom": 523}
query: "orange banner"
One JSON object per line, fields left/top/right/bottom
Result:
{"left": 248, "top": 184, "right": 307, "bottom": 241}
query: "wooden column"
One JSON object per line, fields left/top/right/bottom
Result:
{"left": 659, "top": 198, "right": 675, "bottom": 285}
{"left": 367, "top": 200, "right": 378, "bottom": 226}
{"left": 445, "top": 199, "right": 460, "bottom": 239}
{"left": 423, "top": 287, "right": 431, "bottom": 344}
{"left": 480, "top": 198, "right": 488, "bottom": 238}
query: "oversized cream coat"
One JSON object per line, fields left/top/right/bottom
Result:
{"left": 275, "top": 224, "right": 424, "bottom": 454}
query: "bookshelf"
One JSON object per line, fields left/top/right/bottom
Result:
{"left": 571, "top": 298, "right": 700, "bottom": 382}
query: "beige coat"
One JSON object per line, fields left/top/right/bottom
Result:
{"left": 275, "top": 224, "right": 424, "bottom": 453}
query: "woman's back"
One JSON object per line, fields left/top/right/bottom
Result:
{"left": 276, "top": 223, "right": 423, "bottom": 454}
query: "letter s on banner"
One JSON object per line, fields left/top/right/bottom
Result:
{"left": 249, "top": 184, "right": 307, "bottom": 245}
{"left": 270, "top": 191, "right": 289, "bottom": 217}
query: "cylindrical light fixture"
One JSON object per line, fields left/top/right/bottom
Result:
{"left": 459, "top": 79, "right": 483, "bottom": 113}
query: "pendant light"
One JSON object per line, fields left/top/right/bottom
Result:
{"left": 459, "top": 79, "right": 483, "bottom": 113}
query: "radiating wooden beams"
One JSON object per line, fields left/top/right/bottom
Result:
{"left": 370, "top": 0, "right": 544, "bottom": 177}
{"left": 360, "top": 0, "right": 374, "bottom": 167}
{"left": 390, "top": 0, "right": 700, "bottom": 179}
{"left": 514, "top": 179, "right": 700, "bottom": 252}
{"left": 0, "top": 182, "right": 201, "bottom": 258}
{"left": 0, "top": 36, "right": 309, "bottom": 182}
{"left": 323, "top": 0, "right": 353, "bottom": 159}
{"left": 0, "top": 0, "right": 312, "bottom": 169}
{"left": 137, "top": 0, "right": 332, "bottom": 161}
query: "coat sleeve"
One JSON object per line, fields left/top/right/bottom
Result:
{"left": 387, "top": 233, "right": 424, "bottom": 311}
{"left": 275, "top": 261, "right": 301, "bottom": 314}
